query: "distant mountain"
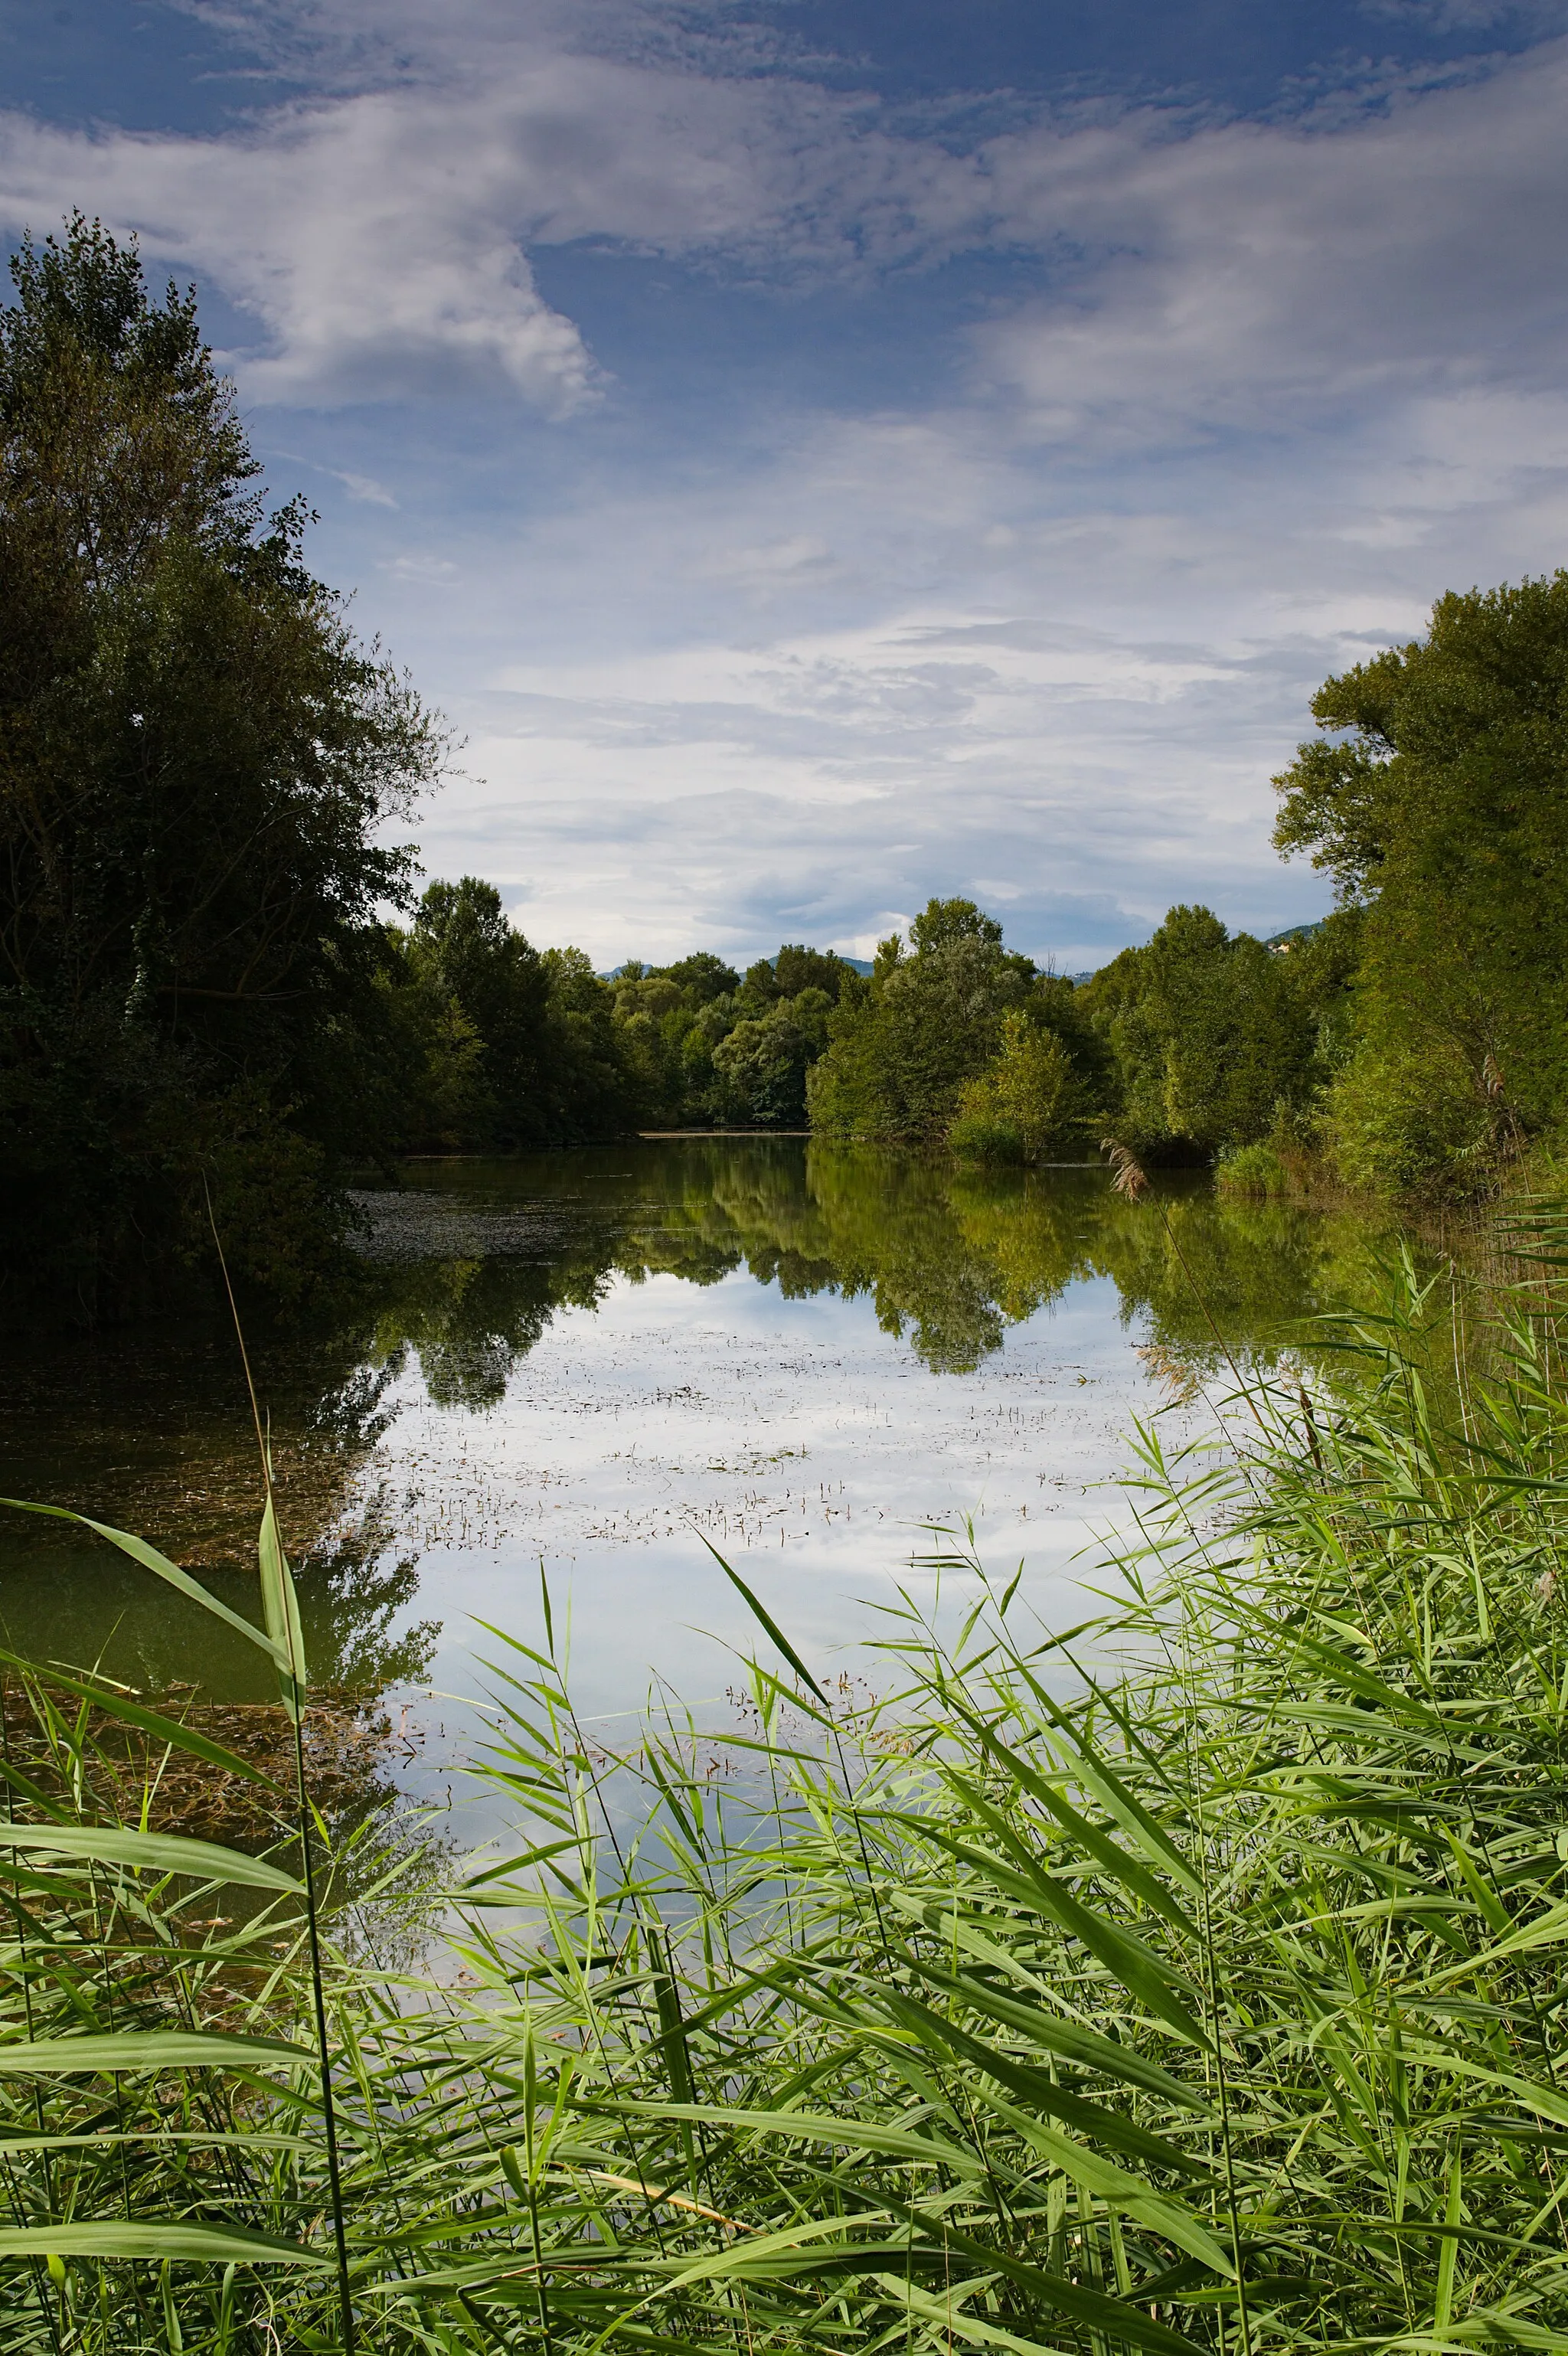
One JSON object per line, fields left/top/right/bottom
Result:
{"left": 602, "top": 951, "right": 876, "bottom": 982}
{"left": 1262, "top": 921, "right": 1325, "bottom": 955}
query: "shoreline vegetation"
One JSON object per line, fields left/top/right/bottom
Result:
{"left": 6, "top": 219, "right": 1568, "bottom": 1327}
{"left": 2, "top": 1204, "right": 1568, "bottom": 2348}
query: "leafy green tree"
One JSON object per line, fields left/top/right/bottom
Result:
{"left": 0, "top": 216, "right": 441, "bottom": 1319}
{"left": 658, "top": 953, "right": 740, "bottom": 1005}
{"left": 610, "top": 971, "right": 691, "bottom": 1126}
{"left": 372, "top": 930, "right": 491, "bottom": 1153}
{"left": 1275, "top": 573, "right": 1568, "bottom": 1191}
{"left": 949, "top": 1011, "right": 1096, "bottom": 1164}
{"left": 714, "top": 988, "right": 833, "bottom": 1125}
{"left": 407, "top": 878, "right": 551, "bottom": 1145}
{"left": 908, "top": 898, "right": 1003, "bottom": 956}
{"left": 808, "top": 898, "right": 1050, "bottom": 1139}
{"left": 384, "top": 887, "right": 639, "bottom": 1150}
{"left": 773, "top": 943, "right": 852, "bottom": 1000}
{"left": 539, "top": 946, "right": 640, "bottom": 1139}
{"left": 739, "top": 959, "right": 782, "bottom": 1010}
{"left": 1081, "top": 906, "right": 1316, "bottom": 1158}
{"left": 609, "top": 945, "right": 848, "bottom": 1129}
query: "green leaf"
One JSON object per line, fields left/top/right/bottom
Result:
{"left": 887, "top": 2263, "right": 1205, "bottom": 2356}
{"left": 704, "top": 1541, "right": 828, "bottom": 1703}
{"left": 589, "top": 2098, "right": 984, "bottom": 2174}
{"left": 0, "top": 1822, "right": 300, "bottom": 1892}
{"left": 926, "top": 1807, "right": 1209, "bottom": 2047}
{"left": 258, "top": 1493, "right": 307, "bottom": 1726}
{"left": 0, "top": 1646, "right": 276, "bottom": 1789}
{"left": 0, "top": 2029, "right": 308, "bottom": 2075}
{"left": 979, "top": 2089, "right": 1233, "bottom": 2273}
{"left": 0, "top": 1501, "right": 287, "bottom": 1670}
{"left": 877, "top": 1987, "right": 1213, "bottom": 2179}
{"left": 907, "top": 1949, "right": 1206, "bottom": 2109}
{"left": 961, "top": 1727, "right": 1199, "bottom": 1936}
{"left": 951, "top": 1698, "right": 1200, "bottom": 1921}
{"left": 1037, "top": 1711, "right": 1204, "bottom": 1899}
{"left": 0, "top": 2221, "right": 330, "bottom": 2267}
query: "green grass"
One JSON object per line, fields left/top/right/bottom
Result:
{"left": 5, "top": 1213, "right": 1568, "bottom": 2351}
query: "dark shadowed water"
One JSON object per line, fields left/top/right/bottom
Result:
{"left": 0, "top": 1140, "right": 1393, "bottom": 1828}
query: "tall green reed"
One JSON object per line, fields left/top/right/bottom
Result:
{"left": 211, "top": 1201, "right": 356, "bottom": 2354}
{"left": 6, "top": 1209, "right": 1568, "bottom": 2351}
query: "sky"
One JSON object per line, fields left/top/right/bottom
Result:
{"left": 2, "top": 0, "right": 1566, "bottom": 971}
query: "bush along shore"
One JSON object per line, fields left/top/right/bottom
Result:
{"left": 5, "top": 1207, "right": 1568, "bottom": 2350}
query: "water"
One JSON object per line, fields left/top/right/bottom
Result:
{"left": 0, "top": 1141, "right": 1387, "bottom": 1817}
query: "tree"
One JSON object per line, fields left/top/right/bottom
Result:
{"left": 410, "top": 878, "right": 551, "bottom": 1145}
{"left": 1080, "top": 907, "right": 1317, "bottom": 1159}
{"left": 808, "top": 898, "right": 1046, "bottom": 1139}
{"left": 381, "top": 890, "right": 640, "bottom": 1151}
{"left": 714, "top": 989, "right": 833, "bottom": 1126}
{"left": 0, "top": 216, "right": 443, "bottom": 1319}
{"left": 949, "top": 1013, "right": 1096, "bottom": 1164}
{"left": 909, "top": 898, "right": 1004, "bottom": 956}
{"left": 1275, "top": 573, "right": 1568, "bottom": 1190}
{"left": 539, "top": 946, "right": 641, "bottom": 1140}
{"left": 773, "top": 943, "right": 852, "bottom": 1000}
{"left": 607, "top": 945, "right": 848, "bottom": 1129}
{"left": 659, "top": 953, "right": 740, "bottom": 1005}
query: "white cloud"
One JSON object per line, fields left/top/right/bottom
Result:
{"left": 962, "top": 44, "right": 1568, "bottom": 443}
{"left": 383, "top": 552, "right": 459, "bottom": 583}
{"left": 3, "top": 15, "right": 1564, "bottom": 434}
{"left": 384, "top": 360, "right": 1568, "bottom": 965}
{"left": 703, "top": 536, "right": 838, "bottom": 593}
{"left": 0, "top": 89, "right": 599, "bottom": 408}
{"left": 335, "top": 468, "right": 397, "bottom": 505}
{"left": 6, "top": 1, "right": 1567, "bottom": 960}
{"left": 0, "top": 5, "right": 982, "bottom": 407}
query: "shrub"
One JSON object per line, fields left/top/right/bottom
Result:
{"left": 1325, "top": 1033, "right": 1494, "bottom": 1197}
{"left": 949, "top": 1012, "right": 1094, "bottom": 1163}
{"left": 946, "top": 1110, "right": 1025, "bottom": 1164}
{"left": 1214, "top": 1139, "right": 1289, "bottom": 1198}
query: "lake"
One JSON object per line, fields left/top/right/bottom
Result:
{"left": 0, "top": 1139, "right": 1390, "bottom": 1826}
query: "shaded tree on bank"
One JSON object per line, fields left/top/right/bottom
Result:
{"left": 0, "top": 216, "right": 442, "bottom": 1322}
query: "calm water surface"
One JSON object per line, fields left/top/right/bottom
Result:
{"left": 0, "top": 1142, "right": 1391, "bottom": 1818}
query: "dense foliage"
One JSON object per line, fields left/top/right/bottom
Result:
{"left": 8, "top": 1218, "right": 1568, "bottom": 2353}
{"left": 0, "top": 218, "right": 442, "bottom": 1322}
{"left": 367, "top": 909, "right": 863, "bottom": 1152}
{"left": 374, "top": 877, "right": 635, "bottom": 1152}
{"left": 609, "top": 939, "right": 858, "bottom": 1129}
{"left": 0, "top": 221, "right": 861, "bottom": 1324}
{"left": 1077, "top": 903, "right": 1360, "bottom": 1168}
{"left": 812, "top": 573, "right": 1568, "bottom": 1202}
{"left": 806, "top": 894, "right": 1351, "bottom": 1174}
{"left": 809, "top": 898, "right": 1106, "bottom": 1153}
{"left": 1275, "top": 573, "right": 1568, "bottom": 1194}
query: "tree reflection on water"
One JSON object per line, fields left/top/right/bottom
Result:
{"left": 0, "top": 1141, "right": 1391, "bottom": 1707}
{"left": 368, "top": 1140, "right": 1389, "bottom": 1384}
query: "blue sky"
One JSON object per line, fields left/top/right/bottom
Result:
{"left": 4, "top": 0, "right": 1566, "bottom": 969}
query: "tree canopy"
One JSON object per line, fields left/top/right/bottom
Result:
{"left": 1274, "top": 573, "right": 1568, "bottom": 1188}
{"left": 0, "top": 216, "right": 442, "bottom": 1318}
{"left": 808, "top": 899, "right": 1050, "bottom": 1141}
